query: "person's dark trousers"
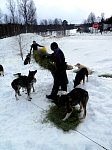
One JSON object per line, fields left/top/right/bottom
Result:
{"left": 50, "top": 75, "right": 60, "bottom": 96}
{"left": 46, "top": 66, "right": 68, "bottom": 100}
{"left": 51, "top": 70, "right": 67, "bottom": 96}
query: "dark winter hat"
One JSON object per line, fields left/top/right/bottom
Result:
{"left": 50, "top": 42, "right": 58, "bottom": 50}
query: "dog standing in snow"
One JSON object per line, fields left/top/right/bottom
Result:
{"left": 73, "top": 67, "right": 88, "bottom": 88}
{"left": 0, "top": 64, "right": 4, "bottom": 76}
{"left": 75, "top": 63, "right": 93, "bottom": 75}
{"left": 11, "top": 70, "right": 37, "bottom": 101}
{"left": 24, "top": 53, "right": 31, "bottom": 65}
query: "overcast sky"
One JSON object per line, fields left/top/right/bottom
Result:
{"left": 1, "top": 0, "right": 112, "bottom": 23}
{"left": 35, "top": 0, "right": 112, "bottom": 23}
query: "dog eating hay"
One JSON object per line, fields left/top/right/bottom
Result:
{"left": 54, "top": 88, "right": 89, "bottom": 121}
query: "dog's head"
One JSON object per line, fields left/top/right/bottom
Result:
{"left": 28, "top": 70, "right": 37, "bottom": 78}
{"left": 53, "top": 94, "right": 73, "bottom": 113}
{"left": 75, "top": 63, "right": 81, "bottom": 69}
{"left": 53, "top": 94, "right": 69, "bottom": 107}
{"left": 26, "top": 53, "right": 31, "bottom": 57}
{"left": 66, "top": 64, "right": 73, "bottom": 70}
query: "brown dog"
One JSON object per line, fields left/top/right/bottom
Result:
{"left": 75, "top": 63, "right": 93, "bottom": 75}
{"left": 54, "top": 88, "right": 89, "bottom": 121}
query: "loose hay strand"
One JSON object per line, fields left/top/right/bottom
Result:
{"left": 33, "top": 50, "right": 56, "bottom": 72}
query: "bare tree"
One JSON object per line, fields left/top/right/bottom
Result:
{"left": 0, "top": 9, "right": 3, "bottom": 23}
{"left": 18, "top": 34, "right": 24, "bottom": 60}
{"left": 4, "top": 14, "right": 10, "bottom": 23}
{"left": 27, "top": 0, "right": 37, "bottom": 24}
{"left": 101, "top": 13, "right": 105, "bottom": 20}
{"left": 17, "top": 0, "right": 37, "bottom": 32}
{"left": 48, "top": 19, "right": 53, "bottom": 25}
{"left": 15, "top": 34, "right": 27, "bottom": 60}
{"left": 87, "top": 12, "right": 96, "bottom": 24}
{"left": 40, "top": 19, "right": 48, "bottom": 25}
{"left": 54, "top": 18, "right": 61, "bottom": 25}
{"left": 6, "top": 0, "right": 16, "bottom": 23}
{"left": 62, "top": 20, "right": 68, "bottom": 36}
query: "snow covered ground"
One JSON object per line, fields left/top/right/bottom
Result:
{"left": 0, "top": 32, "right": 112, "bottom": 150}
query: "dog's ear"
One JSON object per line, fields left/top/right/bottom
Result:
{"left": 35, "top": 70, "right": 37, "bottom": 73}
{"left": 13, "top": 73, "right": 21, "bottom": 78}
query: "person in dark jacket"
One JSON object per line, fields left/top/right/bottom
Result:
{"left": 30, "top": 41, "right": 44, "bottom": 53}
{"left": 46, "top": 42, "right": 68, "bottom": 100}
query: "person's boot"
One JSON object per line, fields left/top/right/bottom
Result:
{"left": 46, "top": 94, "right": 56, "bottom": 100}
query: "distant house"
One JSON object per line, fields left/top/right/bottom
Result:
{"left": 103, "top": 17, "right": 112, "bottom": 31}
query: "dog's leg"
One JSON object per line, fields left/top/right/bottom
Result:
{"left": 32, "top": 84, "right": 35, "bottom": 92}
{"left": 62, "top": 111, "right": 73, "bottom": 121}
{"left": 79, "top": 102, "right": 86, "bottom": 119}
{"left": 15, "top": 92, "right": 19, "bottom": 100}
{"left": 83, "top": 107, "right": 86, "bottom": 118}
{"left": 82, "top": 77, "right": 85, "bottom": 84}
{"left": 27, "top": 87, "right": 32, "bottom": 101}
{"left": 2, "top": 71, "right": 4, "bottom": 76}
{"left": 79, "top": 106, "right": 86, "bottom": 119}
{"left": 18, "top": 88, "right": 21, "bottom": 96}
{"left": 82, "top": 99, "right": 88, "bottom": 118}
{"left": 0, "top": 71, "right": 4, "bottom": 76}
{"left": 79, "top": 102, "right": 83, "bottom": 111}
{"left": 32, "top": 86, "right": 35, "bottom": 92}
{"left": 79, "top": 99, "right": 87, "bottom": 119}
{"left": 22, "top": 87, "right": 25, "bottom": 92}
{"left": 86, "top": 75, "right": 88, "bottom": 82}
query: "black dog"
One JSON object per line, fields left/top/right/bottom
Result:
{"left": 73, "top": 67, "right": 88, "bottom": 88}
{"left": 54, "top": 88, "right": 89, "bottom": 121}
{"left": 0, "top": 64, "right": 4, "bottom": 76}
{"left": 11, "top": 70, "right": 37, "bottom": 101}
{"left": 24, "top": 53, "right": 31, "bottom": 65}
{"left": 13, "top": 72, "right": 36, "bottom": 93}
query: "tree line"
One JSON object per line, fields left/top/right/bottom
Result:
{"left": 0, "top": 0, "right": 112, "bottom": 38}
{"left": 0, "top": 0, "right": 76, "bottom": 38}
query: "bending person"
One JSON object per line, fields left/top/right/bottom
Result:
{"left": 46, "top": 42, "right": 68, "bottom": 100}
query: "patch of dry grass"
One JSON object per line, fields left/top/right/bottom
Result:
{"left": 43, "top": 105, "right": 81, "bottom": 132}
{"left": 98, "top": 74, "right": 112, "bottom": 78}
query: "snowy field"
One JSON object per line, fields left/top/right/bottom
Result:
{"left": 0, "top": 32, "right": 112, "bottom": 150}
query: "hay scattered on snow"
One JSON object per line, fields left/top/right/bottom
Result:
{"left": 43, "top": 105, "right": 81, "bottom": 132}
{"left": 98, "top": 74, "right": 112, "bottom": 78}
